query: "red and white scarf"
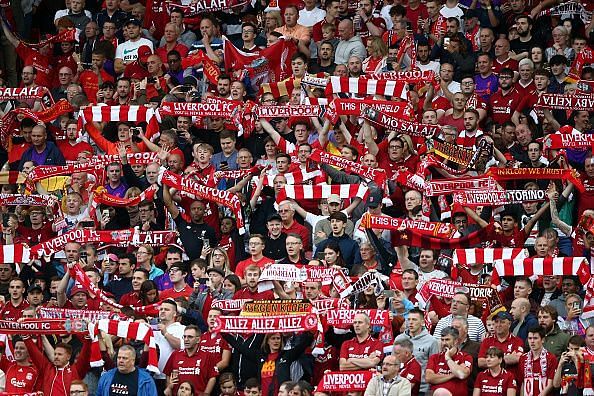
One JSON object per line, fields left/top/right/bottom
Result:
{"left": 0, "top": 244, "right": 31, "bottom": 265}
{"left": 452, "top": 248, "right": 527, "bottom": 266}
{"left": 0, "top": 86, "right": 48, "bottom": 101}
{"left": 211, "top": 299, "right": 253, "bottom": 313}
{"left": 92, "top": 185, "right": 157, "bottom": 207}
{"left": 79, "top": 105, "right": 158, "bottom": 125}
{"left": 316, "top": 370, "right": 374, "bottom": 392}
{"left": 89, "top": 152, "right": 160, "bottom": 166}
{"left": 364, "top": 70, "right": 436, "bottom": 83}
{"left": 325, "top": 76, "right": 408, "bottom": 99}
{"left": 213, "top": 166, "right": 263, "bottom": 183}
{"left": 38, "top": 307, "right": 124, "bottom": 321}
{"left": 275, "top": 184, "right": 369, "bottom": 204}
{"left": 262, "top": 169, "right": 323, "bottom": 186}
{"left": 309, "top": 149, "right": 386, "bottom": 187}
{"left": 523, "top": 348, "right": 549, "bottom": 396}
{"left": 161, "top": 170, "right": 246, "bottom": 234}
{"left": 159, "top": 101, "right": 239, "bottom": 118}
{"left": 330, "top": 98, "right": 412, "bottom": 119}
{"left": 0, "top": 193, "right": 59, "bottom": 208}
{"left": 492, "top": 257, "right": 590, "bottom": 286}
{"left": 89, "top": 319, "right": 159, "bottom": 373}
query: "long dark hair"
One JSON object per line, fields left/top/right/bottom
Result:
{"left": 323, "top": 241, "right": 346, "bottom": 268}
{"left": 139, "top": 280, "right": 159, "bottom": 305}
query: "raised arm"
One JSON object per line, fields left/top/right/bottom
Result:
{"left": 523, "top": 200, "right": 550, "bottom": 236}
{"left": 162, "top": 185, "right": 180, "bottom": 218}
{"left": 0, "top": 19, "right": 20, "bottom": 48}
{"left": 362, "top": 120, "right": 378, "bottom": 155}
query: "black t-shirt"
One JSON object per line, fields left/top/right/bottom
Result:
{"left": 110, "top": 369, "right": 139, "bottom": 396}
{"left": 510, "top": 37, "right": 536, "bottom": 56}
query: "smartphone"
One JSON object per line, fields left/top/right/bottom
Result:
{"left": 383, "top": 290, "right": 396, "bottom": 298}
{"left": 80, "top": 251, "right": 88, "bottom": 260}
{"left": 102, "top": 209, "right": 110, "bottom": 220}
{"left": 80, "top": 220, "right": 95, "bottom": 228}
{"left": 2, "top": 213, "right": 8, "bottom": 228}
{"left": 573, "top": 301, "right": 581, "bottom": 310}
{"left": 147, "top": 76, "right": 156, "bottom": 84}
{"left": 444, "top": 37, "right": 450, "bottom": 46}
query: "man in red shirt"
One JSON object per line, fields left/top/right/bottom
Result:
{"left": 354, "top": 0, "right": 386, "bottom": 45}
{"left": 512, "top": 69, "right": 550, "bottom": 125}
{"left": 160, "top": 262, "right": 193, "bottom": 300}
{"left": 278, "top": 201, "right": 310, "bottom": 251}
{"left": 58, "top": 120, "right": 94, "bottom": 161}
{"left": 120, "top": 268, "right": 149, "bottom": 306}
{"left": 0, "top": 337, "right": 38, "bottom": 394}
{"left": 426, "top": 326, "right": 473, "bottom": 395}
{"left": 578, "top": 155, "right": 594, "bottom": 218}
{"left": 489, "top": 68, "right": 522, "bottom": 125}
{"left": 77, "top": 49, "right": 114, "bottom": 103}
{"left": 200, "top": 308, "right": 232, "bottom": 371}
{"left": 393, "top": 338, "right": 422, "bottom": 396}
{"left": 234, "top": 235, "right": 274, "bottom": 281}
{"left": 0, "top": 278, "right": 29, "bottom": 321}
{"left": 233, "top": 265, "right": 275, "bottom": 301}
{"left": 164, "top": 325, "right": 219, "bottom": 395}
{"left": 478, "top": 311, "right": 524, "bottom": 381}
{"left": 518, "top": 326, "right": 557, "bottom": 396}
{"left": 339, "top": 313, "right": 383, "bottom": 371}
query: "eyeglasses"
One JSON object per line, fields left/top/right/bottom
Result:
{"left": 243, "top": 29, "right": 255, "bottom": 34}
{"left": 248, "top": 242, "right": 262, "bottom": 246}
{"left": 169, "top": 268, "right": 182, "bottom": 274}
{"left": 286, "top": 242, "right": 302, "bottom": 246}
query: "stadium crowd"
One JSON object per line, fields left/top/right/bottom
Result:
{"left": 0, "top": 0, "right": 592, "bottom": 395}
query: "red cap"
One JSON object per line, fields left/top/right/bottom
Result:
{"left": 69, "top": 285, "right": 89, "bottom": 297}
{"left": 137, "top": 45, "right": 152, "bottom": 63}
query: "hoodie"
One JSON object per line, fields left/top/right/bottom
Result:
{"left": 395, "top": 328, "right": 439, "bottom": 393}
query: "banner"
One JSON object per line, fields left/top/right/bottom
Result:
{"left": 257, "top": 105, "right": 321, "bottom": 118}
{"left": 361, "top": 106, "right": 440, "bottom": 137}
{"left": 38, "top": 307, "right": 123, "bottom": 321}
{"left": 316, "top": 371, "right": 374, "bottom": 392}
{"left": 486, "top": 167, "right": 585, "bottom": 192}
{"left": 0, "top": 87, "right": 48, "bottom": 101}
{"left": 211, "top": 299, "right": 252, "bottom": 313}
{"left": 159, "top": 101, "right": 239, "bottom": 118}
{"left": 536, "top": 93, "right": 594, "bottom": 111}
{"left": 543, "top": 133, "right": 594, "bottom": 149}
{"left": 309, "top": 148, "right": 387, "bottom": 187}
{"left": 453, "top": 189, "right": 547, "bottom": 207}
{"left": 310, "top": 298, "right": 350, "bottom": 313}
{"left": 0, "top": 193, "right": 58, "bottom": 207}
{"left": 364, "top": 70, "right": 436, "bottom": 83}
{"left": 30, "top": 228, "right": 178, "bottom": 258}
{"left": 213, "top": 314, "right": 318, "bottom": 333}
{"left": 0, "top": 319, "right": 87, "bottom": 334}
{"left": 79, "top": 105, "right": 157, "bottom": 125}
{"left": 359, "top": 213, "right": 457, "bottom": 238}
{"left": 331, "top": 98, "right": 410, "bottom": 119}
{"left": 424, "top": 175, "right": 499, "bottom": 196}
{"left": 417, "top": 279, "right": 493, "bottom": 308}
{"left": 325, "top": 77, "right": 408, "bottom": 99}
{"left": 240, "top": 300, "right": 312, "bottom": 316}
{"left": 428, "top": 138, "right": 492, "bottom": 169}
{"left": 325, "top": 309, "right": 390, "bottom": 327}
{"left": 259, "top": 264, "right": 307, "bottom": 283}
{"left": 172, "top": 0, "right": 249, "bottom": 15}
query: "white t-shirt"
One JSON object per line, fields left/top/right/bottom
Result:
{"left": 416, "top": 61, "right": 441, "bottom": 76}
{"left": 115, "top": 38, "right": 154, "bottom": 64}
{"left": 154, "top": 322, "right": 186, "bottom": 380}
{"left": 440, "top": 5, "right": 465, "bottom": 27}
{"left": 298, "top": 7, "right": 326, "bottom": 27}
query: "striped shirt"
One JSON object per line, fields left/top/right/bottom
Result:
{"left": 433, "top": 314, "right": 486, "bottom": 342}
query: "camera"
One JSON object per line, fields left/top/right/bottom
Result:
{"left": 147, "top": 76, "right": 156, "bottom": 84}
{"left": 189, "top": 90, "right": 201, "bottom": 102}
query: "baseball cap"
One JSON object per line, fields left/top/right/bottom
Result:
{"left": 27, "top": 284, "right": 43, "bottom": 293}
{"left": 493, "top": 311, "right": 513, "bottom": 321}
{"left": 367, "top": 189, "right": 383, "bottom": 209}
{"left": 267, "top": 213, "right": 282, "bottom": 223}
{"left": 327, "top": 194, "right": 342, "bottom": 205}
{"left": 207, "top": 267, "right": 225, "bottom": 277}
{"left": 137, "top": 45, "right": 152, "bottom": 63}
{"left": 462, "top": 9, "right": 479, "bottom": 19}
{"left": 329, "top": 211, "right": 348, "bottom": 223}
{"left": 126, "top": 18, "right": 142, "bottom": 27}
{"left": 69, "top": 285, "right": 89, "bottom": 297}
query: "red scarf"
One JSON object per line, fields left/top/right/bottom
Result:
{"left": 275, "top": 184, "right": 369, "bottom": 204}
{"left": 453, "top": 189, "right": 546, "bottom": 207}
{"left": 309, "top": 149, "right": 387, "bottom": 187}
{"left": 359, "top": 213, "right": 457, "bottom": 238}
{"left": 523, "top": 348, "right": 549, "bottom": 396}
{"left": 487, "top": 167, "right": 585, "bottom": 192}
{"left": 161, "top": 170, "right": 246, "bottom": 234}
{"left": 361, "top": 106, "right": 440, "bottom": 138}
{"left": 213, "top": 314, "right": 318, "bottom": 333}
{"left": 325, "top": 77, "right": 408, "bottom": 99}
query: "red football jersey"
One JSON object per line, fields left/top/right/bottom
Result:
{"left": 427, "top": 351, "right": 473, "bottom": 395}
{"left": 474, "top": 368, "right": 517, "bottom": 394}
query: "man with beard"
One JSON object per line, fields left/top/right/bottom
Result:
{"left": 416, "top": 42, "right": 440, "bottom": 75}
{"left": 538, "top": 306, "right": 570, "bottom": 357}
{"left": 458, "top": 75, "right": 488, "bottom": 121}
{"left": 457, "top": 109, "right": 483, "bottom": 149}
{"left": 233, "top": 265, "right": 274, "bottom": 300}
{"left": 104, "top": 253, "right": 136, "bottom": 302}
{"left": 308, "top": 41, "right": 336, "bottom": 74}
{"left": 510, "top": 15, "right": 535, "bottom": 60}
{"left": 426, "top": 326, "right": 473, "bottom": 395}
{"left": 354, "top": 0, "right": 386, "bottom": 45}
{"left": 316, "top": 212, "right": 361, "bottom": 270}
{"left": 489, "top": 68, "right": 522, "bottom": 125}
{"left": 216, "top": 74, "right": 231, "bottom": 98}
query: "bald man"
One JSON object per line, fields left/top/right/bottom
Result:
{"left": 510, "top": 297, "right": 539, "bottom": 343}
{"left": 335, "top": 19, "right": 367, "bottom": 64}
